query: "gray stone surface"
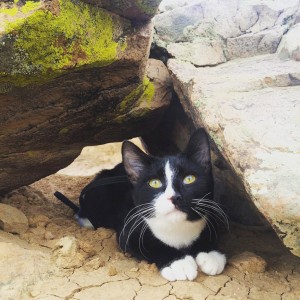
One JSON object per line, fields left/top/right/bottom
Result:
{"left": 154, "top": 0, "right": 300, "bottom": 65}
{"left": 168, "top": 54, "right": 300, "bottom": 256}
{"left": 277, "top": 23, "right": 300, "bottom": 60}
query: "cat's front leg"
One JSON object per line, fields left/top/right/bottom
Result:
{"left": 160, "top": 255, "right": 198, "bottom": 281}
{"left": 196, "top": 250, "right": 226, "bottom": 275}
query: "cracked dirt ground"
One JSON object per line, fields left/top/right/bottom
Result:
{"left": 1, "top": 142, "right": 300, "bottom": 300}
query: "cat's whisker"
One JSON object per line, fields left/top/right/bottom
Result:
{"left": 195, "top": 205, "right": 229, "bottom": 230}
{"left": 121, "top": 204, "right": 153, "bottom": 232}
{"left": 192, "top": 199, "right": 229, "bottom": 230}
{"left": 138, "top": 211, "right": 154, "bottom": 260}
{"left": 194, "top": 202, "right": 228, "bottom": 221}
{"left": 138, "top": 223, "right": 148, "bottom": 258}
{"left": 198, "top": 206, "right": 229, "bottom": 230}
{"left": 119, "top": 204, "right": 154, "bottom": 247}
{"left": 124, "top": 208, "right": 155, "bottom": 252}
{"left": 191, "top": 207, "right": 216, "bottom": 240}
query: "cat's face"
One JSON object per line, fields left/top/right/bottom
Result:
{"left": 122, "top": 129, "right": 214, "bottom": 224}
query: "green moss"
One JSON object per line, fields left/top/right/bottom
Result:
{"left": 20, "top": 1, "right": 41, "bottom": 14}
{"left": 59, "top": 127, "right": 69, "bottom": 134}
{"left": 141, "top": 77, "right": 155, "bottom": 106}
{"left": 1, "top": 0, "right": 126, "bottom": 88}
{"left": 120, "top": 77, "right": 155, "bottom": 112}
{"left": 26, "top": 150, "right": 39, "bottom": 157}
{"left": 0, "top": 6, "right": 18, "bottom": 16}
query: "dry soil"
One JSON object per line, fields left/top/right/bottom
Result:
{"left": 1, "top": 141, "right": 299, "bottom": 300}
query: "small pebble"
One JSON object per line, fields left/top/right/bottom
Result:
{"left": 44, "top": 231, "right": 55, "bottom": 240}
{"left": 108, "top": 266, "right": 118, "bottom": 276}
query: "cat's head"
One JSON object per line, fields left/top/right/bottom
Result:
{"left": 122, "top": 129, "right": 215, "bottom": 224}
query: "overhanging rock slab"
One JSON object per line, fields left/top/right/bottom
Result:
{"left": 168, "top": 54, "right": 300, "bottom": 256}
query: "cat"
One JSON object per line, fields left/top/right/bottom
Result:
{"left": 55, "top": 129, "right": 227, "bottom": 281}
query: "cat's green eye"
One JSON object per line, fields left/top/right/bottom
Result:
{"left": 183, "top": 175, "right": 196, "bottom": 185}
{"left": 149, "top": 179, "right": 162, "bottom": 188}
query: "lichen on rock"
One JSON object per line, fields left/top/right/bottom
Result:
{"left": 0, "top": 0, "right": 127, "bottom": 88}
{"left": 120, "top": 77, "right": 155, "bottom": 112}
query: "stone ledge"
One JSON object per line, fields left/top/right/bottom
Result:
{"left": 168, "top": 54, "right": 300, "bottom": 256}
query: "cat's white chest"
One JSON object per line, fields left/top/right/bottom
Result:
{"left": 146, "top": 215, "right": 206, "bottom": 249}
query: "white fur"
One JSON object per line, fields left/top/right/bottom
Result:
{"left": 146, "top": 160, "right": 207, "bottom": 249}
{"left": 160, "top": 255, "right": 198, "bottom": 281}
{"left": 196, "top": 251, "right": 226, "bottom": 275}
{"left": 75, "top": 215, "right": 93, "bottom": 228}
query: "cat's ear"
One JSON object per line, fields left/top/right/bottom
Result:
{"left": 122, "top": 141, "right": 150, "bottom": 183}
{"left": 184, "top": 129, "right": 211, "bottom": 170}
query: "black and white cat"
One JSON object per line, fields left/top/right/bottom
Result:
{"left": 56, "top": 129, "right": 227, "bottom": 281}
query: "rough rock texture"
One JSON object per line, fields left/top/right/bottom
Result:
{"left": 154, "top": 0, "right": 300, "bottom": 65}
{"left": 82, "top": 0, "right": 161, "bottom": 21}
{"left": 0, "top": 203, "right": 29, "bottom": 234}
{"left": 228, "top": 252, "right": 267, "bottom": 273}
{"left": 168, "top": 55, "right": 300, "bottom": 256}
{"left": 0, "top": 145, "right": 300, "bottom": 300}
{"left": 277, "top": 23, "right": 300, "bottom": 60}
{"left": 0, "top": 0, "right": 170, "bottom": 194}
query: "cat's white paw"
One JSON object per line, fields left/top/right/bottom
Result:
{"left": 160, "top": 255, "right": 198, "bottom": 281}
{"left": 196, "top": 251, "right": 226, "bottom": 275}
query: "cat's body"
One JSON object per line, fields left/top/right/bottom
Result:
{"left": 56, "top": 129, "right": 227, "bottom": 281}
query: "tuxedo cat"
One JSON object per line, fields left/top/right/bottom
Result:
{"left": 56, "top": 129, "right": 227, "bottom": 281}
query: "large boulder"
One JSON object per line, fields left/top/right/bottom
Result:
{"left": 167, "top": 55, "right": 300, "bottom": 256}
{"left": 151, "top": 0, "right": 300, "bottom": 257}
{"left": 0, "top": 0, "right": 169, "bottom": 194}
{"left": 154, "top": 0, "right": 299, "bottom": 65}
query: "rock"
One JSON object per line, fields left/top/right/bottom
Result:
{"left": 167, "top": 39, "right": 226, "bottom": 66}
{"left": 0, "top": 0, "right": 168, "bottom": 195}
{"left": 28, "top": 214, "right": 50, "bottom": 228}
{"left": 0, "top": 239, "right": 53, "bottom": 300}
{"left": 44, "top": 230, "right": 54, "bottom": 240}
{"left": 226, "top": 25, "right": 287, "bottom": 60}
{"left": 154, "top": 3, "right": 206, "bottom": 43}
{"left": 84, "top": 257, "right": 106, "bottom": 271}
{"left": 0, "top": 203, "right": 28, "bottom": 234}
{"left": 228, "top": 252, "right": 267, "bottom": 273}
{"left": 83, "top": 0, "right": 161, "bottom": 21}
{"left": 168, "top": 54, "right": 300, "bottom": 256}
{"left": 277, "top": 23, "right": 300, "bottom": 61}
{"left": 108, "top": 266, "right": 118, "bottom": 276}
{"left": 52, "top": 236, "right": 85, "bottom": 268}
{"left": 154, "top": 0, "right": 299, "bottom": 64}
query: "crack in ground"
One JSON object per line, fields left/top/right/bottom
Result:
{"left": 64, "top": 278, "right": 133, "bottom": 300}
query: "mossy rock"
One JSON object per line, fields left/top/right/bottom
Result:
{"left": 0, "top": 0, "right": 129, "bottom": 90}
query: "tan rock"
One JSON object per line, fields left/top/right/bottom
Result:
{"left": 44, "top": 230, "right": 55, "bottom": 240}
{"left": 0, "top": 203, "right": 28, "bottom": 234}
{"left": 228, "top": 252, "right": 267, "bottom": 273}
{"left": 108, "top": 266, "right": 118, "bottom": 276}
{"left": 28, "top": 215, "right": 50, "bottom": 228}
{"left": 52, "top": 236, "right": 85, "bottom": 269}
